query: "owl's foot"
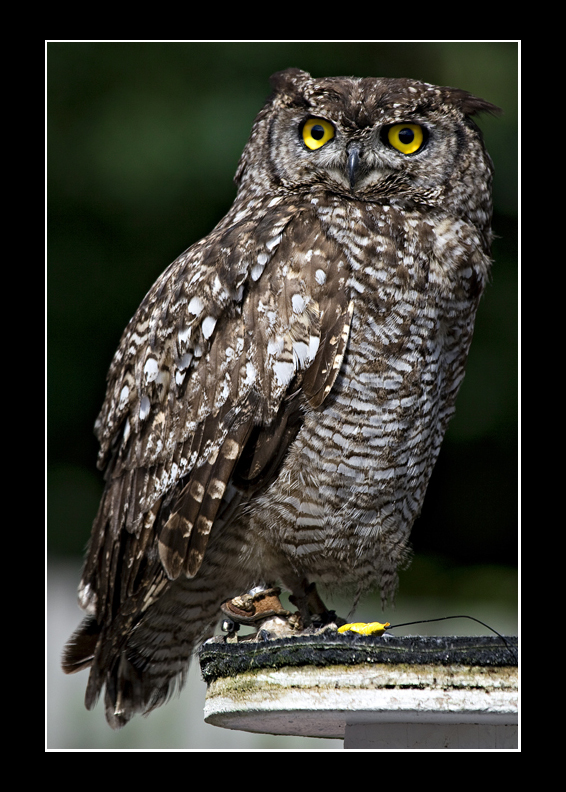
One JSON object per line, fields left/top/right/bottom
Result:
{"left": 289, "top": 581, "right": 347, "bottom": 629}
{"left": 220, "top": 587, "right": 302, "bottom": 641}
{"left": 220, "top": 583, "right": 347, "bottom": 642}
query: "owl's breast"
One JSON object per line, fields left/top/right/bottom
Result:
{"left": 247, "top": 294, "right": 465, "bottom": 584}
{"left": 245, "top": 206, "right": 486, "bottom": 586}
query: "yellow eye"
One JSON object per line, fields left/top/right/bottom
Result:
{"left": 302, "top": 117, "right": 335, "bottom": 150}
{"left": 387, "top": 123, "right": 424, "bottom": 154}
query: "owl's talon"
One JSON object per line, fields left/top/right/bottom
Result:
{"left": 289, "top": 581, "right": 348, "bottom": 628}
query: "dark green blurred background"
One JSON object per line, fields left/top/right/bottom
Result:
{"left": 47, "top": 41, "right": 517, "bottom": 750}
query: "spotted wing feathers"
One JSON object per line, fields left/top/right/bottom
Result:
{"left": 78, "top": 201, "right": 352, "bottom": 637}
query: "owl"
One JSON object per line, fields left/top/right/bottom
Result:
{"left": 62, "top": 68, "right": 499, "bottom": 728}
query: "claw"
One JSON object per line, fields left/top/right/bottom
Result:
{"left": 289, "top": 581, "right": 347, "bottom": 627}
{"left": 337, "top": 621, "right": 390, "bottom": 636}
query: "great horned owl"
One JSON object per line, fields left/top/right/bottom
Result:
{"left": 62, "top": 68, "right": 499, "bottom": 728}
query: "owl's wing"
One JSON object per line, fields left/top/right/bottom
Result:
{"left": 80, "top": 197, "right": 352, "bottom": 625}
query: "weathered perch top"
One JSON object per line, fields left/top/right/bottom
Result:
{"left": 199, "top": 632, "right": 518, "bottom": 749}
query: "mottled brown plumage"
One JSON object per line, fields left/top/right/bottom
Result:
{"left": 62, "top": 68, "right": 499, "bottom": 728}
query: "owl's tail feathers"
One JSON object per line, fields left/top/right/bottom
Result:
{"left": 99, "top": 652, "right": 186, "bottom": 730}
{"left": 61, "top": 615, "right": 100, "bottom": 674}
{"left": 62, "top": 615, "right": 192, "bottom": 730}
{"left": 62, "top": 593, "right": 220, "bottom": 729}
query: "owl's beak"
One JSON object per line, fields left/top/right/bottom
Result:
{"left": 347, "top": 144, "right": 361, "bottom": 189}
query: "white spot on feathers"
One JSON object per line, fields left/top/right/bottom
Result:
{"left": 202, "top": 316, "right": 217, "bottom": 339}
{"left": 293, "top": 341, "right": 310, "bottom": 368}
{"left": 273, "top": 360, "right": 294, "bottom": 386}
{"left": 188, "top": 296, "right": 204, "bottom": 315}
{"left": 119, "top": 385, "right": 130, "bottom": 409}
{"left": 144, "top": 358, "right": 159, "bottom": 383}
{"left": 139, "top": 395, "right": 151, "bottom": 421}
{"left": 266, "top": 234, "right": 282, "bottom": 252}
{"left": 292, "top": 294, "right": 306, "bottom": 314}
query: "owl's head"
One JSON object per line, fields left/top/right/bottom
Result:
{"left": 236, "top": 68, "right": 500, "bottom": 225}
